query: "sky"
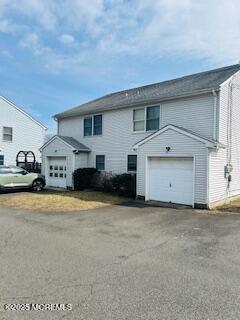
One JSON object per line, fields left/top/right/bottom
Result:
{"left": 0, "top": 0, "right": 240, "bottom": 133}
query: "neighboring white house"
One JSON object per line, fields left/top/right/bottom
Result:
{"left": 0, "top": 96, "right": 47, "bottom": 166}
{"left": 41, "top": 64, "right": 240, "bottom": 208}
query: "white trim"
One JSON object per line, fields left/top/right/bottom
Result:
{"left": 145, "top": 155, "right": 195, "bottom": 207}
{"left": 0, "top": 96, "right": 47, "bottom": 130}
{"left": 40, "top": 135, "right": 75, "bottom": 151}
{"left": 206, "top": 148, "right": 210, "bottom": 206}
{"left": 133, "top": 124, "right": 219, "bottom": 149}
{"left": 219, "top": 70, "right": 240, "bottom": 88}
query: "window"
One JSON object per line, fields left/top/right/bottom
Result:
{"left": 84, "top": 117, "right": 92, "bottom": 136}
{"left": 133, "top": 106, "right": 159, "bottom": 132}
{"left": 128, "top": 155, "right": 137, "bottom": 171}
{"left": 96, "top": 155, "right": 105, "bottom": 170}
{"left": 146, "top": 106, "right": 159, "bottom": 131}
{"left": 133, "top": 109, "right": 145, "bottom": 132}
{"left": 11, "top": 167, "right": 27, "bottom": 175}
{"left": 93, "top": 115, "right": 102, "bottom": 135}
{"left": 84, "top": 115, "right": 102, "bottom": 136}
{"left": 3, "top": 127, "right": 13, "bottom": 142}
{"left": 0, "top": 155, "right": 4, "bottom": 165}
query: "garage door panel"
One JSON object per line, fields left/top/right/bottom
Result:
{"left": 149, "top": 157, "right": 193, "bottom": 206}
{"left": 47, "top": 157, "right": 67, "bottom": 188}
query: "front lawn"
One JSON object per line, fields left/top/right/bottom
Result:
{"left": 0, "top": 190, "right": 126, "bottom": 212}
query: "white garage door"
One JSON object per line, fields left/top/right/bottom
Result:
{"left": 47, "top": 157, "right": 67, "bottom": 188}
{"left": 149, "top": 157, "right": 193, "bottom": 206}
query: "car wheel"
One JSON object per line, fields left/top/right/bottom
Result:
{"left": 32, "top": 179, "right": 44, "bottom": 192}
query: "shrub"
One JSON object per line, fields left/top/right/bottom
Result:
{"left": 73, "top": 168, "right": 136, "bottom": 198}
{"left": 73, "top": 168, "right": 99, "bottom": 190}
{"left": 111, "top": 173, "right": 136, "bottom": 197}
{"left": 93, "top": 171, "right": 114, "bottom": 192}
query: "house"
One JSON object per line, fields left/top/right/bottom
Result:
{"left": 41, "top": 64, "right": 240, "bottom": 208}
{"left": 0, "top": 96, "right": 47, "bottom": 166}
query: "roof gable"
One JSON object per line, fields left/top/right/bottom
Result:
{"left": 55, "top": 64, "right": 240, "bottom": 119}
{"left": 40, "top": 135, "right": 91, "bottom": 152}
{"left": 133, "top": 125, "right": 225, "bottom": 150}
{"left": 0, "top": 96, "right": 47, "bottom": 130}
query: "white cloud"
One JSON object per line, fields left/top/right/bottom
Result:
{"left": 58, "top": 34, "right": 75, "bottom": 45}
{"left": 0, "top": 18, "right": 22, "bottom": 33}
{"left": 2, "top": 0, "right": 240, "bottom": 74}
{"left": 19, "top": 32, "right": 51, "bottom": 56}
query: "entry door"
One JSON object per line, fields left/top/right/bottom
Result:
{"left": 48, "top": 157, "right": 67, "bottom": 188}
{"left": 149, "top": 157, "right": 193, "bottom": 206}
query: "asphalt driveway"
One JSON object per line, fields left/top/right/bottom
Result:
{"left": 1, "top": 203, "right": 240, "bottom": 319}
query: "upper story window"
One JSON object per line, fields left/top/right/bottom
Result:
{"left": 84, "top": 114, "right": 102, "bottom": 136}
{"left": 133, "top": 106, "right": 159, "bottom": 132}
{"left": 3, "top": 127, "right": 13, "bottom": 142}
{"left": 0, "top": 155, "right": 4, "bottom": 165}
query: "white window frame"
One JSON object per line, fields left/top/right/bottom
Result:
{"left": 132, "top": 105, "right": 160, "bottom": 133}
{"left": 83, "top": 113, "right": 103, "bottom": 137}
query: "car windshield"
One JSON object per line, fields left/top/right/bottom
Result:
{"left": 10, "top": 167, "right": 29, "bottom": 174}
{"left": 0, "top": 166, "right": 29, "bottom": 175}
{"left": 0, "top": 166, "right": 11, "bottom": 174}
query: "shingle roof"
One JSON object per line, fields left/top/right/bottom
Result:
{"left": 55, "top": 64, "right": 240, "bottom": 119}
{"left": 58, "top": 136, "right": 91, "bottom": 152}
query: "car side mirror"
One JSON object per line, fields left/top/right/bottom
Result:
{"left": 21, "top": 171, "right": 28, "bottom": 175}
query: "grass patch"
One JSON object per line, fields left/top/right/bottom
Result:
{"left": 0, "top": 190, "right": 126, "bottom": 212}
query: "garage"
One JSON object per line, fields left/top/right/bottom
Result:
{"left": 148, "top": 157, "right": 194, "bottom": 206}
{"left": 47, "top": 157, "right": 67, "bottom": 188}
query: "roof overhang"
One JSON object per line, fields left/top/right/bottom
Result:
{"left": 39, "top": 135, "right": 91, "bottom": 152}
{"left": 133, "top": 125, "right": 225, "bottom": 150}
{"left": 54, "top": 88, "right": 217, "bottom": 120}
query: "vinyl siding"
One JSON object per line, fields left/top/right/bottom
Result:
{"left": 209, "top": 71, "right": 240, "bottom": 204}
{"left": 75, "top": 153, "right": 88, "bottom": 169}
{"left": 0, "top": 97, "right": 45, "bottom": 165}
{"left": 58, "top": 93, "right": 214, "bottom": 173}
{"left": 161, "top": 94, "right": 214, "bottom": 140}
{"left": 137, "top": 128, "right": 208, "bottom": 204}
{"left": 41, "top": 138, "right": 74, "bottom": 187}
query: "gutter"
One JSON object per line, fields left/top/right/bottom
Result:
{"left": 212, "top": 89, "right": 217, "bottom": 141}
{"left": 54, "top": 88, "right": 218, "bottom": 120}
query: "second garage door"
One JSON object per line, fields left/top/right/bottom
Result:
{"left": 149, "top": 157, "right": 194, "bottom": 206}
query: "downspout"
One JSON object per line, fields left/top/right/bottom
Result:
{"left": 212, "top": 89, "right": 217, "bottom": 141}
